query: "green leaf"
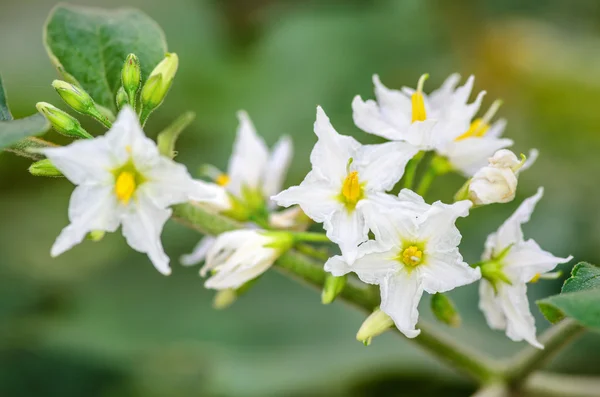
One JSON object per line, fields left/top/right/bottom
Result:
{"left": 0, "top": 75, "right": 13, "bottom": 121}
{"left": 0, "top": 114, "right": 51, "bottom": 150}
{"left": 537, "top": 262, "right": 600, "bottom": 330}
{"left": 44, "top": 5, "right": 168, "bottom": 111}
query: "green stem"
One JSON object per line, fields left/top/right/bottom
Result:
{"left": 403, "top": 151, "right": 424, "bottom": 189}
{"left": 505, "top": 319, "right": 584, "bottom": 387}
{"left": 88, "top": 108, "right": 112, "bottom": 129}
{"left": 523, "top": 372, "right": 600, "bottom": 397}
{"left": 171, "top": 202, "right": 498, "bottom": 382}
{"left": 295, "top": 243, "right": 330, "bottom": 262}
{"left": 416, "top": 167, "right": 437, "bottom": 197}
{"left": 292, "top": 231, "right": 331, "bottom": 244}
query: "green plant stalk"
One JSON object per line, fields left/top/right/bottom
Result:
{"left": 157, "top": 111, "right": 196, "bottom": 158}
{"left": 292, "top": 231, "right": 332, "bottom": 244}
{"left": 505, "top": 319, "right": 584, "bottom": 387}
{"left": 295, "top": 243, "right": 331, "bottom": 262}
{"left": 403, "top": 151, "right": 424, "bottom": 189}
{"left": 171, "top": 202, "right": 499, "bottom": 381}
{"left": 416, "top": 167, "right": 437, "bottom": 197}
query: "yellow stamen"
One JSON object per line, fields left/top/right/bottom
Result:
{"left": 411, "top": 73, "right": 428, "bottom": 123}
{"left": 530, "top": 273, "right": 541, "bottom": 283}
{"left": 455, "top": 99, "right": 503, "bottom": 141}
{"left": 115, "top": 171, "right": 136, "bottom": 204}
{"left": 341, "top": 171, "right": 363, "bottom": 210}
{"left": 216, "top": 173, "right": 230, "bottom": 186}
{"left": 402, "top": 246, "right": 423, "bottom": 267}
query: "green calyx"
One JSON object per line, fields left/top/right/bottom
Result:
{"left": 478, "top": 245, "right": 513, "bottom": 293}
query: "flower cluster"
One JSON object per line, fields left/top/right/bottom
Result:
{"left": 35, "top": 62, "right": 572, "bottom": 349}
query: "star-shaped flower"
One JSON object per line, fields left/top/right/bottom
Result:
{"left": 272, "top": 106, "right": 418, "bottom": 264}
{"left": 41, "top": 107, "right": 225, "bottom": 275}
{"left": 478, "top": 188, "right": 572, "bottom": 348}
{"left": 325, "top": 191, "right": 480, "bottom": 337}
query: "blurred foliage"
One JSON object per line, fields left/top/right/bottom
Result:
{"left": 1, "top": 0, "right": 600, "bottom": 395}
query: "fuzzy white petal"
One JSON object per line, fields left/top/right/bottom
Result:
{"left": 372, "top": 75, "right": 412, "bottom": 128}
{"left": 486, "top": 187, "right": 544, "bottom": 255}
{"left": 504, "top": 240, "right": 572, "bottom": 283}
{"left": 324, "top": 208, "right": 369, "bottom": 264}
{"left": 311, "top": 106, "right": 361, "bottom": 182}
{"left": 417, "top": 200, "right": 472, "bottom": 251}
{"left": 50, "top": 184, "right": 120, "bottom": 257}
{"left": 354, "top": 142, "right": 418, "bottom": 191}
{"left": 478, "top": 279, "right": 507, "bottom": 330}
{"left": 263, "top": 135, "right": 293, "bottom": 199}
{"left": 361, "top": 195, "right": 419, "bottom": 248}
{"left": 351, "top": 95, "right": 401, "bottom": 140}
{"left": 440, "top": 137, "right": 514, "bottom": 177}
{"left": 380, "top": 271, "right": 423, "bottom": 338}
{"left": 420, "top": 250, "right": 481, "bottom": 294}
{"left": 324, "top": 241, "right": 396, "bottom": 284}
{"left": 485, "top": 119, "right": 507, "bottom": 139}
{"left": 499, "top": 283, "right": 543, "bottom": 349}
{"left": 180, "top": 236, "right": 215, "bottom": 266}
{"left": 271, "top": 171, "right": 338, "bottom": 221}
{"left": 227, "top": 111, "right": 270, "bottom": 197}
{"left": 121, "top": 193, "right": 172, "bottom": 276}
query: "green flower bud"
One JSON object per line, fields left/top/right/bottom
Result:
{"left": 321, "top": 274, "right": 347, "bottom": 304}
{"left": 431, "top": 293, "right": 461, "bottom": 327}
{"left": 139, "top": 53, "right": 179, "bottom": 125}
{"left": 213, "top": 289, "right": 237, "bottom": 310}
{"left": 52, "top": 80, "right": 95, "bottom": 114}
{"left": 121, "top": 53, "right": 141, "bottom": 107}
{"left": 87, "top": 230, "right": 106, "bottom": 242}
{"left": 36, "top": 102, "right": 92, "bottom": 139}
{"left": 29, "top": 158, "right": 64, "bottom": 177}
{"left": 356, "top": 308, "right": 394, "bottom": 346}
{"left": 116, "top": 86, "right": 128, "bottom": 110}
{"left": 51, "top": 80, "right": 112, "bottom": 129}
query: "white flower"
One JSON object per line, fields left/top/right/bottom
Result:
{"left": 201, "top": 230, "right": 291, "bottom": 289}
{"left": 325, "top": 192, "right": 480, "bottom": 338}
{"left": 181, "top": 111, "right": 294, "bottom": 266}
{"left": 41, "top": 107, "right": 225, "bottom": 275}
{"left": 478, "top": 188, "right": 573, "bottom": 348}
{"left": 469, "top": 149, "right": 538, "bottom": 205}
{"left": 352, "top": 73, "right": 485, "bottom": 151}
{"left": 272, "top": 106, "right": 418, "bottom": 264}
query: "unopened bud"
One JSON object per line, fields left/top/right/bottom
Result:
{"left": 468, "top": 166, "right": 517, "bottom": 205}
{"left": 29, "top": 159, "right": 63, "bottom": 177}
{"left": 431, "top": 293, "right": 461, "bottom": 327}
{"left": 51, "top": 80, "right": 112, "bottom": 128}
{"left": 140, "top": 53, "right": 179, "bottom": 124}
{"left": 488, "top": 149, "right": 520, "bottom": 169}
{"left": 321, "top": 274, "right": 346, "bottom": 304}
{"left": 213, "top": 288, "right": 237, "bottom": 310}
{"left": 121, "top": 53, "right": 141, "bottom": 105}
{"left": 356, "top": 308, "right": 394, "bottom": 345}
{"left": 87, "top": 230, "right": 105, "bottom": 242}
{"left": 116, "top": 87, "right": 128, "bottom": 110}
{"left": 36, "top": 102, "right": 92, "bottom": 139}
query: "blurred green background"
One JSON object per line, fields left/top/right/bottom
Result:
{"left": 1, "top": 0, "right": 600, "bottom": 396}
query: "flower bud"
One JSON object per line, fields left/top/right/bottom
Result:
{"left": 36, "top": 102, "right": 92, "bottom": 139}
{"left": 213, "top": 288, "right": 237, "bottom": 310}
{"left": 431, "top": 293, "right": 461, "bottom": 327}
{"left": 321, "top": 274, "right": 346, "bottom": 304}
{"left": 121, "top": 53, "right": 141, "bottom": 104}
{"left": 356, "top": 308, "right": 394, "bottom": 346}
{"left": 468, "top": 166, "right": 517, "bottom": 205}
{"left": 87, "top": 230, "right": 105, "bottom": 242}
{"left": 52, "top": 80, "right": 95, "bottom": 114}
{"left": 116, "top": 87, "right": 128, "bottom": 110}
{"left": 488, "top": 149, "right": 520, "bottom": 169}
{"left": 139, "top": 53, "right": 178, "bottom": 124}
{"left": 29, "top": 158, "right": 63, "bottom": 177}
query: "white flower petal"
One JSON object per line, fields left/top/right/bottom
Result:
{"left": 180, "top": 236, "right": 215, "bottom": 266}
{"left": 262, "top": 135, "right": 293, "bottom": 199}
{"left": 311, "top": 106, "right": 361, "bottom": 182}
{"left": 487, "top": 187, "right": 544, "bottom": 254}
{"left": 417, "top": 200, "right": 472, "bottom": 251}
{"left": 504, "top": 240, "right": 572, "bottom": 283}
{"left": 440, "top": 137, "right": 514, "bottom": 177}
{"left": 105, "top": 107, "right": 160, "bottom": 169}
{"left": 271, "top": 171, "right": 339, "bottom": 223}
{"left": 427, "top": 73, "right": 461, "bottom": 109}
{"left": 478, "top": 279, "right": 507, "bottom": 330}
{"left": 121, "top": 193, "right": 172, "bottom": 276}
{"left": 520, "top": 148, "right": 539, "bottom": 173}
{"left": 40, "top": 137, "right": 115, "bottom": 185}
{"left": 499, "top": 282, "right": 543, "bottom": 349}
{"left": 50, "top": 184, "right": 120, "bottom": 257}
{"left": 354, "top": 142, "right": 419, "bottom": 191}
{"left": 485, "top": 119, "right": 507, "bottom": 139}
{"left": 324, "top": 241, "right": 397, "bottom": 284}
{"left": 226, "top": 111, "right": 270, "bottom": 197}
{"left": 361, "top": 194, "right": 419, "bottom": 248}
{"left": 420, "top": 249, "right": 481, "bottom": 294}
{"left": 401, "top": 119, "right": 439, "bottom": 150}
{"left": 380, "top": 270, "right": 423, "bottom": 338}
{"left": 351, "top": 95, "right": 401, "bottom": 140}
{"left": 372, "top": 75, "right": 412, "bottom": 128}
{"left": 324, "top": 208, "right": 369, "bottom": 264}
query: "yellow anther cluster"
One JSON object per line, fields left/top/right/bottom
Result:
{"left": 216, "top": 174, "right": 230, "bottom": 187}
{"left": 402, "top": 245, "right": 423, "bottom": 267}
{"left": 341, "top": 171, "right": 363, "bottom": 210}
{"left": 455, "top": 118, "right": 490, "bottom": 141}
{"left": 115, "top": 171, "right": 137, "bottom": 204}
{"left": 411, "top": 74, "right": 428, "bottom": 123}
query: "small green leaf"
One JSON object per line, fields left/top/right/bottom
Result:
{"left": 44, "top": 5, "right": 168, "bottom": 111}
{"left": 0, "top": 114, "right": 50, "bottom": 150}
{"left": 0, "top": 75, "right": 12, "bottom": 121}
{"left": 537, "top": 262, "right": 600, "bottom": 330}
